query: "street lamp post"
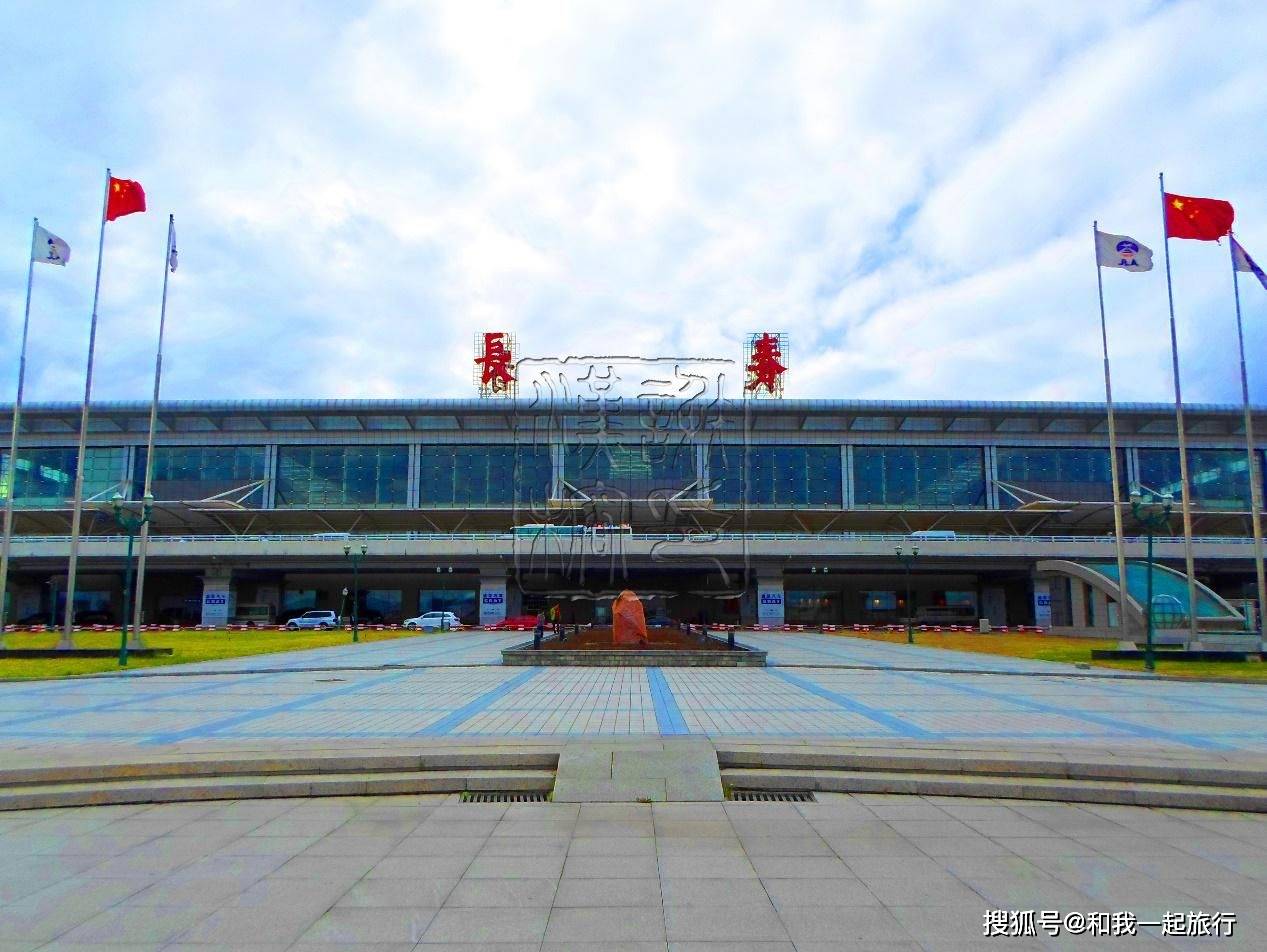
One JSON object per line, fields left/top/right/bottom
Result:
{"left": 109, "top": 492, "right": 154, "bottom": 667}
{"left": 343, "top": 543, "right": 367, "bottom": 643}
{"left": 1128, "top": 485, "right": 1175, "bottom": 673}
{"left": 895, "top": 545, "right": 919, "bottom": 645}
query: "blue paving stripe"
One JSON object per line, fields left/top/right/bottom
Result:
{"left": 894, "top": 670, "right": 1232, "bottom": 751}
{"left": 145, "top": 669, "right": 419, "bottom": 744}
{"left": 647, "top": 668, "right": 689, "bottom": 735}
{"left": 1086, "top": 680, "right": 1267, "bottom": 717}
{"left": 419, "top": 668, "right": 542, "bottom": 736}
{"left": 0, "top": 671, "right": 284, "bottom": 730}
{"left": 756, "top": 632, "right": 1059, "bottom": 673}
{"left": 768, "top": 668, "right": 937, "bottom": 739}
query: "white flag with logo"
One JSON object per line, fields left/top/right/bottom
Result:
{"left": 1095, "top": 230, "right": 1153, "bottom": 271}
{"left": 32, "top": 224, "right": 70, "bottom": 266}
{"left": 168, "top": 222, "right": 178, "bottom": 273}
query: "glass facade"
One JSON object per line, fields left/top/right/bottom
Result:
{"left": 133, "top": 446, "right": 266, "bottom": 505}
{"left": 418, "top": 445, "right": 553, "bottom": 506}
{"left": 708, "top": 445, "right": 842, "bottom": 506}
{"left": 1136, "top": 448, "right": 1252, "bottom": 510}
{"left": 0, "top": 447, "right": 126, "bottom": 508}
{"left": 995, "top": 447, "right": 1114, "bottom": 507}
{"left": 566, "top": 442, "right": 696, "bottom": 500}
{"left": 417, "top": 589, "right": 477, "bottom": 622}
{"left": 853, "top": 446, "right": 985, "bottom": 508}
{"left": 275, "top": 445, "right": 409, "bottom": 508}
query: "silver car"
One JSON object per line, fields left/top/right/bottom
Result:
{"left": 403, "top": 611, "right": 462, "bottom": 631}
{"left": 285, "top": 610, "right": 339, "bottom": 630}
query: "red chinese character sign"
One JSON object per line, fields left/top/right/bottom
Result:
{"left": 744, "top": 332, "right": 787, "bottom": 397}
{"left": 475, "top": 332, "right": 518, "bottom": 397}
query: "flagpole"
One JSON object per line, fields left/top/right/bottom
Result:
{"left": 129, "top": 214, "right": 173, "bottom": 644}
{"left": 1230, "top": 233, "right": 1267, "bottom": 642}
{"left": 62, "top": 169, "right": 112, "bottom": 649}
{"left": 1158, "top": 172, "right": 1201, "bottom": 645}
{"left": 0, "top": 219, "right": 40, "bottom": 648}
{"left": 1093, "top": 222, "right": 1132, "bottom": 638}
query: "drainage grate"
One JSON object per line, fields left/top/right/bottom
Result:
{"left": 461, "top": 790, "right": 549, "bottom": 803}
{"left": 729, "top": 789, "right": 816, "bottom": 802}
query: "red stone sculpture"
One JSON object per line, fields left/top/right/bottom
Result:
{"left": 612, "top": 590, "right": 648, "bottom": 646}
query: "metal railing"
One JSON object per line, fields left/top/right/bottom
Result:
{"left": 4, "top": 530, "right": 1258, "bottom": 546}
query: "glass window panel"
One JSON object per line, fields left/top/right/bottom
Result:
{"left": 134, "top": 446, "right": 266, "bottom": 506}
{"left": 0, "top": 447, "right": 125, "bottom": 508}
{"left": 852, "top": 446, "right": 985, "bottom": 508}
{"left": 706, "top": 445, "right": 841, "bottom": 506}
{"left": 275, "top": 445, "right": 408, "bottom": 507}
{"left": 1137, "top": 448, "right": 1252, "bottom": 510}
{"left": 995, "top": 447, "right": 1114, "bottom": 508}
{"left": 1, "top": 447, "right": 75, "bottom": 508}
{"left": 418, "top": 445, "right": 552, "bottom": 507}
{"left": 564, "top": 442, "right": 696, "bottom": 500}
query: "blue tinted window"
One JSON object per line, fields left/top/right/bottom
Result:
{"left": 995, "top": 447, "right": 1114, "bottom": 507}
{"left": 418, "top": 445, "right": 552, "bottom": 506}
{"left": 565, "top": 442, "right": 696, "bottom": 501}
{"left": 276, "top": 445, "right": 408, "bottom": 507}
{"left": 708, "top": 445, "right": 842, "bottom": 506}
{"left": 1136, "top": 448, "right": 1252, "bottom": 510}
{"left": 1, "top": 447, "right": 125, "bottom": 508}
{"left": 133, "top": 446, "right": 266, "bottom": 506}
{"left": 853, "top": 446, "right": 985, "bottom": 508}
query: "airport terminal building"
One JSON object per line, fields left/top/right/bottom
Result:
{"left": 1, "top": 397, "right": 1264, "bottom": 633}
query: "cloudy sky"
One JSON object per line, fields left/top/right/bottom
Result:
{"left": 2, "top": 0, "right": 1265, "bottom": 406}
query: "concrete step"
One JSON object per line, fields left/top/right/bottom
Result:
{"left": 0, "top": 750, "right": 558, "bottom": 788}
{"left": 722, "top": 767, "right": 1267, "bottom": 812}
{"left": 715, "top": 746, "right": 1267, "bottom": 789}
{"left": 0, "top": 768, "right": 557, "bottom": 811}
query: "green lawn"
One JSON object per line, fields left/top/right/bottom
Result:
{"left": 838, "top": 629, "right": 1267, "bottom": 682}
{"left": 0, "top": 627, "right": 426, "bottom": 681}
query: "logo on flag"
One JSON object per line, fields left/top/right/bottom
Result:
{"left": 1095, "top": 230, "right": 1153, "bottom": 272}
{"left": 32, "top": 224, "right": 70, "bottom": 266}
{"left": 1232, "top": 236, "right": 1267, "bottom": 291}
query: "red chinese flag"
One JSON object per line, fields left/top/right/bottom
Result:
{"left": 105, "top": 176, "right": 146, "bottom": 221}
{"left": 1164, "top": 192, "right": 1233, "bottom": 241}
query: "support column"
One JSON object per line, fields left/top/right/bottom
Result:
{"left": 200, "top": 568, "right": 235, "bottom": 627}
{"left": 407, "top": 443, "right": 421, "bottom": 508}
{"left": 756, "top": 572, "right": 785, "bottom": 627}
{"left": 479, "top": 571, "right": 508, "bottom": 627}
{"left": 1069, "top": 579, "right": 1087, "bottom": 629}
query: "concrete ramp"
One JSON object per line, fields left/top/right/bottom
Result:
{"left": 552, "top": 739, "right": 723, "bottom": 802}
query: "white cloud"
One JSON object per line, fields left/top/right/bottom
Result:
{"left": 0, "top": 0, "right": 1264, "bottom": 409}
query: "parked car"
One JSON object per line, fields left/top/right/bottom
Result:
{"left": 485, "top": 614, "right": 542, "bottom": 630}
{"left": 402, "top": 611, "right": 463, "bottom": 631}
{"left": 285, "top": 610, "right": 339, "bottom": 630}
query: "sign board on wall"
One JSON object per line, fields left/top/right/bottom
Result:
{"left": 1032, "top": 580, "right": 1052, "bottom": 628}
{"left": 757, "top": 580, "right": 785, "bottom": 626}
{"left": 479, "top": 579, "right": 508, "bottom": 626}
{"left": 201, "top": 584, "right": 234, "bottom": 627}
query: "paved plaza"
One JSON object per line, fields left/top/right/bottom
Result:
{"left": 2, "top": 631, "right": 1266, "bottom": 752}
{"left": 0, "top": 791, "right": 1264, "bottom": 951}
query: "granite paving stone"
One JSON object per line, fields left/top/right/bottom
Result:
{"left": 3, "top": 630, "right": 1266, "bottom": 749}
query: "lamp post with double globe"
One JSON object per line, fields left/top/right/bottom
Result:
{"left": 895, "top": 545, "right": 920, "bottom": 645}
{"left": 1128, "top": 484, "right": 1174, "bottom": 673}
{"left": 109, "top": 492, "right": 154, "bottom": 667}
{"left": 343, "top": 543, "right": 368, "bottom": 643}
